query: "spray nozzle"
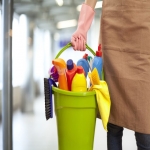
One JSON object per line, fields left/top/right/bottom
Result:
{"left": 83, "top": 53, "right": 88, "bottom": 60}
{"left": 96, "top": 44, "right": 102, "bottom": 57}
{"left": 52, "top": 58, "right": 66, "bottom": 75}
{"left": 49, "top": 66, "right": 59, "bottom": 82}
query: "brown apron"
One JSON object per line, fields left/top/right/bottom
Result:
{"left": 100, "top": 0, "right": 150, "bottom": 134}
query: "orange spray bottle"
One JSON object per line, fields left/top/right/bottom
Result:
{"left": 52, "top": 58, "right": 68, "bottom": 91}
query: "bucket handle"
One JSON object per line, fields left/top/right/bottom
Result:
{"left": 55, "top": 42, "right": 96, "bottom": 59}
{"left": 55, "top": 42, "right": 105, "bottom": 80}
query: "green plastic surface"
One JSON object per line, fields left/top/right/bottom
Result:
{"left": 52, "top": 87, "right": 97, "bottom": 150}
{"left": 52, "top": 43, "right": 99, "bottom": 150}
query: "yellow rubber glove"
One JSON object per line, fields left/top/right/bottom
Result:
{"left": 89, "top": 81, "right": 111, "bottom": 131}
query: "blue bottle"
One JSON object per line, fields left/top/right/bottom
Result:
{"left": 92, "top": 44, "right": 103, "bottom": 80}
{"left": 77, "top": 54, "right": 89, "bottom": 77}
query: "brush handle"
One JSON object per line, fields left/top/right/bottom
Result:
{"left": 55, "top": 43, "right": 96, "bottom": 59}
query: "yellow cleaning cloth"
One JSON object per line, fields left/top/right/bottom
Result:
{"left": 89, "top": 79, "right": 111, "bottom": 131}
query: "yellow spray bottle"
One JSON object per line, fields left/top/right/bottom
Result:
{"left": 52, "top": 58, "right": 68, "bottom": 91}
{"left": 71, "top": 66, "right": 87, "bottom": 92}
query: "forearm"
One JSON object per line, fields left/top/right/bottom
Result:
{"left": 71, "top": 1, "right": 96, "bottom": 50}
{"left": 85, "top": 0, "right": 97, "bottom": 9}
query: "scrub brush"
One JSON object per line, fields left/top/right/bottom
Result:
{"left": 88, "top": 68, "right": 100, "bottom": 86}
{"left": 44, "top": 78, "right": 57, "bottom": 120}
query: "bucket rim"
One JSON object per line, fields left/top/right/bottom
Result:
{"left": 52, "top": 86, "right": 96, "bottom": 96}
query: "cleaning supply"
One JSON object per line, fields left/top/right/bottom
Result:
{"left": 92, "top": 44, "right": 103, "bottom": 80}
{"left": 52, "top": 86, "right": 97, "bottom": 150}
{"left": 44, "top": 43, "right": 98, "bottom": 150}
{"left": 87, "top": 55, "right": 93, "bottom": 71}
{"left": 71, "top": 66, "right": 87, "bottom": 92}
{"left": 49, "top": 65, "right": 59, "bottom": 82}
{"left": 52, "top": 58, "right": 68, "bottom": 91}
{"left": 88, "top": 68, "right": 100, "bottom": 86}
{"left": 83, "top": 53, "right": 88, "bottom": 60}
{"left": 66, "top": 59, "right": 77, "bottom": 91}
{"left": 77, "top": 56, "right": 90, "bottom": 77}
{"left": 88, "top": 68, "right": 111, "bottom": 131}
{"left": 44, "top": 78, "right": 57, "bottom": 120}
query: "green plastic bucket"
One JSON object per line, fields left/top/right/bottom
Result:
{"left": 51, "top": 43, "right": 100, "bottom": 150}
{"left": 52, "top": 86, "right": 97, "bottom": 150}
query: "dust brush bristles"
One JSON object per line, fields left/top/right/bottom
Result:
{"left": 44, "top": 78, "right": 53, "bottom": 120}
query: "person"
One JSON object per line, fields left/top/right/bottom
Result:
{"left": 71, "top": 0, "right": 150, "bottom": 150}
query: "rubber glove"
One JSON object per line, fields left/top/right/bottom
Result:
{"left": 71, "top": 3, "right": 95, "bottom": 51}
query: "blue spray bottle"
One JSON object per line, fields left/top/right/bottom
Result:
{"left": 92, "top": 44, "right": 103, "bottom": 80}
{"left": 77, "top": 53, "right": 90, "bottom": 77}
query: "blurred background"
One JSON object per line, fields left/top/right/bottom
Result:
{"left": 0, "top": 0, "right": 137, "bottom": 150}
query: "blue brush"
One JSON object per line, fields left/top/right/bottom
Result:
{"left": 44, "top": 78, "right": 57, "bottom": 120}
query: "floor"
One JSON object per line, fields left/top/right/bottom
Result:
{"left": 0, "top": 95, "right": 137, "bottom": 150}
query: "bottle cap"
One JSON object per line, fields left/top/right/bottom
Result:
{"left": 96, "top": 44, "right": 102, "bottom": 57}
{"left": 77, "top": 66, "right": 84, "bottom": 74}
{"left": 67, "top": 59, "right": 73, "bottom": 70}
{"left": 83, "top": 53, "right": 88, "bottom": 60}
{"left": 98, "top": 44, "right": 101, "bottom": 51}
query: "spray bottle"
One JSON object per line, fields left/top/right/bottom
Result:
{"left": 52, "top": 58, "right": 68, "bottom": 90}
{"left": 92, "top": 44, "right": 103, "bottom": 80}
{"left": 49, "top": 65, "right": 59, "bottom": 82}
{"left": 77, "top": 53, "right": 90, "bottom": 77}
{"left": 71, "top": 66, "right": 87, "bottom": 92}
{"left": 66, "top": 59, "right": 77, "bottom": 91}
